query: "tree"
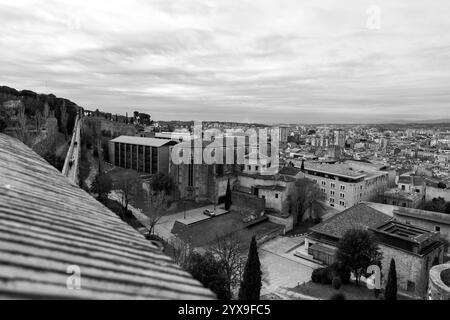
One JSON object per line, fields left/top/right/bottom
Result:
{"left": 35, "top": 110, "right": 43, "bottom": 131}
{"left": 144, "top": 190, "right": 169, "bottom": 235}
{"left": 90, "top": 172, "right": 113, "bottom": 204}
{"left": 60, "top": 100, "right": 68, "bottom": 140}
{"left": 116, "top": 170, "right": 140, "bottom": 217}
{"left": 446, "top": 202, "right": 450, "bottom": 214}
{"left": 437, "top": 182, "right": 447, "bottom": 189}
{"left": 17, "top": 101, "right": 27, "bottom": 142}
{"left": 336, "top": 229, "right": 382, "bottom": 285}
{"left": 225, "top": 178, "right": 232, "bottom": 211}
{"left": 294, "top": 178, "right": 325, "bottom": 224}
{"left": 238, "top": 236, "right": 261, "bottom": 300}
{"left": 424, "top": 197, "right": 447, "bottom": 213}
{"left": 329, "top": 293, "right": 346, "bottom": 300}
{"left": 0, "top": 117, "right": 7, "bottom": 133}
{"left": 150, "top": 172, "right": 174, "bottom": 195}
{"left": 211, "top": 232, "right": 243, "bottom": 295}
{"left": 43, "top": 101, "right": 50, "bottom": 119}
{"left": 184, "top": 251, "right": 231, "bottom": 300}
{"left": 385, "top": 259, "right": 397, "bottom": 300}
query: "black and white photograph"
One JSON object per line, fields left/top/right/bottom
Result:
{"left": 0, "top": 0, "right": 450, "bottom": 308}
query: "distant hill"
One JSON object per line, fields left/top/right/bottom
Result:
{"left": 0, "top": 85, "right": 80, "bottom": 136}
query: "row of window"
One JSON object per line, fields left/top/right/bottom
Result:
{"left": 329, "top": 198, "right": 346, "bottom": 207}
{"left": 321, "top": 180, "right": 346, "bottom": 191}
{"left": 114, "top": 143, "right": 158, "bottom": 174}
{"left": 321, "top": 188, "right": 345, "bottom": 198}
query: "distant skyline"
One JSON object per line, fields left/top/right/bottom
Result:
{"left": 1, "top": 0, "right": 450, "bottom": 124}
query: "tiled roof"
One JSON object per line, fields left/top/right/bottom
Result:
{"left": 0, "top": 133, "right": 214, "bottom": 300}
{"left": 279, "top": 166, "right": 302, "bottom": 176}
{"left": 398, "top": 175, "right": 424, "bottom": 186}
{"left": 310, "top": 203, "right": 392, "bottom": 239}
{"left": 238, "top": 172, "right": 296, "bottom": 182}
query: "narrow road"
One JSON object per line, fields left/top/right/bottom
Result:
{"left": 62, "top": 113, "right": 82, "bottom": 185}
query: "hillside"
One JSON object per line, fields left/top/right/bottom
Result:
{"left": 0, "top": 85, "right": 82, "bottom": 170}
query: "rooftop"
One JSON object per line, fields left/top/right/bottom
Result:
{"left": 0, "top": 133, "right": 213, "bottom": 299}
{"left": 303, "top": 162, "right": 368, "bottom": 179}
{"left": 371, "top": 220, "right": 437, "bottom": 244}
{"left": 383, "top": 188, "right": 423, "bottom": 201}
{"left": 394, "top": 207, "right": 450, "bottom": 226}
{"left": 110, "top": 135, "right": 177, "bottom": 147}
{"left": 310, "top": 203, "right": 392, "bottom": 240}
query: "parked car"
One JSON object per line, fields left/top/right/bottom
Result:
{"left": 203, "top": 209, "right": 216, "bottom": 217}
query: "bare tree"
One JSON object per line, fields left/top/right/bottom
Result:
{"left": 168, "top": 237, "right": 193, "bottom": 267}
{"left": 17, "top": 101, "right": 27, "bottom": 142}
{"left": 144, "top": 190, "right": 169, "bottom": 235}
{"left": 35, "top": 110, "right": 43, "bottom": 131}
{"left": 294, "top": 178, "right": 326, "bottom": 224}
{"left": 60, "top": 100, "right": 68, "bottom": 140}
{"left": 210, "top": 231, "right": 244, "bottom": 295}
{"left": 116, "top": 170, "right": 140, "bottom": 217}
{"left": 43, "top": 101, "right": 50, "bottom": 119}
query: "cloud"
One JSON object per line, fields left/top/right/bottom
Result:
{"left": 0, "top": 0, "right": 450, "bottom": 123}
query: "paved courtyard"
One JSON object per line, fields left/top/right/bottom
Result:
{"left": 259, "top": 236, "right": 321, "bottom": 298}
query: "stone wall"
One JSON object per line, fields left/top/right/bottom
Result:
{"left": 426, "top": 186, "right": 450, "bottom": 202}
{"left": 266, "top": 214, "right": 294, "bottom": 233}
{"left": 428, "top": 263, "right": 450, "bottom": 300}
{"left": 231, "top": 191, "right": 265, "bottom": 212}
{"left": 379, "top": 243, "right": 444, "bottom": 298}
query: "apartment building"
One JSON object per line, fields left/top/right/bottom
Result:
{"left": 299, "top": 161, "right": 389, "bottom": 210}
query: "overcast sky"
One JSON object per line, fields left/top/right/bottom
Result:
{"left": 1, "top": 0, "right": 449, "bottom": 124}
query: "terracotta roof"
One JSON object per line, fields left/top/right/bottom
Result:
{"left": 310, "top": 203, "right": 392, "bottom": 240}
{"left": 0, "top": 133, "right": 214, "bottom": 300}
{"left": 279, "top": 166, "right": 302, "bottom": 176}
{"left": 398, "top": 175, "right": 424, "bottom": 186}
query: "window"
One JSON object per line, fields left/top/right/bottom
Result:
{"left": 339, "top": 201, "right": 345, "bottom": 207}
{"left": 329, "top": 198, "right": 335, "bottom": 204}
{"left": 401, "top": 185, "right": 406, "bottom": 191}
{"left": 340, "top": 185, "right": 346, "bottom": 191}
{"left": 321, "top": 188, "right": 326, "bottom": 193}
{"left": 275, "top": 194, "right": 279, "bottom": 199}
{"left": 255, "top": 166, "right": 259, "bottom": 171}
{"left": 331, "top": 183, "right": 336, "bottom": 189}
{"left": 322, "top": 181, "right": 326, "bottom": 186}
{"left": 402, "top": 203, "right": 407, "bottom": 207}
{"left": 330, "top": 190, "right": 335, "bottom": 196}
{"left": 340, "top": 193, "right": 345, "bottom": 199}
{"left": 407, "top": 281, "right": 415, "bottom": 293}
{"left": 435, "top": 226, "right": 441, "bottom": 232}
{"left": 248, "top": 165, "right": 251, "bottom": 171}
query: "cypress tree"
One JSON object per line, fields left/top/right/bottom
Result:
{"left": 301, "top": 159, "right": 305, "bottom": 171}
{"left": 238, "top": 236, "right": 261, "bottom": 300}
{"left": 385, "top": 258, "right": 397, "bottom": 300}
{"left": 225, "top": 178, "right": 232, "bottom": 211}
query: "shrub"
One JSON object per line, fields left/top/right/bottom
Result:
{"left": 330, "top": 262, "right": 351, "bottom": 284}
{"left": 311, "top": 262, "right": 351, "bottom": 286}
{"left": 329, "top": 293, "right": 346, "bottom": 300}
{"left": 311, "top": 267, "right": 332, "bottom": 284}
{"left": 332, "top": 276, "right": 342, "bottom": 290}
{"left": 311, "top": 268, "right": 323, "bottom": 283}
